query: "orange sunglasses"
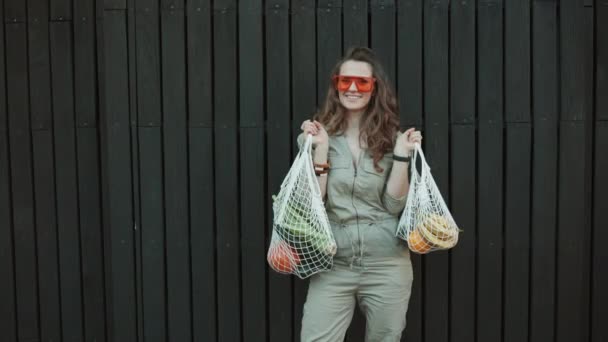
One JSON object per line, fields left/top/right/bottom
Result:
{"left": 332, "top": 75, "right": 376, "bottom": 93}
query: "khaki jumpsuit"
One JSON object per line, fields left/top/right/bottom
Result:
{"left": 298, "top": 133, "right": 414, "bottom": 342}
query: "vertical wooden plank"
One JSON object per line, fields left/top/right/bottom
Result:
{"left": 423, "top": 1, "right": 449, "bottom": 342}
{"left": 213, "top": 1, "right": 241, "bottom": 341}
{"left": 239, "top": 1, "right": 267, "bottom": 341}
{"left": 32, "top": 130, "right": 62, "bottom": 342}
{"left": 186, "top": 2, "right": 216, "bottom": 341}
{"left": 556, "top": 122, "right": 591, "bottom": 342}
{"left": 532, "top": 1, "right": 559, "bottom": 122}
{"left": 239, "top": 0, "right": 264, "bottom": 128}
{"left": 50, "top": 21, "right": 85, "bottom": 341}
{"left": 476, "top": 124, "right": 504, "bottom": 341}
{"left": 529, "top": 118, "right": 558, "bottom": 340}
{"left": 266, "top": 1, "right": 293, "bottom": 341}
{"left": 4, "top": 0, "right": 26, "bottom": 22}
{"left": 0, "top": 11, "right": 17, "bottom": 333}
{"left": 135, "top": 0, "right": 162, "bottom": 126}
{"left": 291, "top": 0, "right": 317, "bottom": 129}
{"left": 50, "top": 0, "right": 72, "bottom": 20}
{"left": 477, "top": 1, "right": 504, "bottom": 341}
{"left": 397, "top": 2, "right": 423, "bottom": 340}
{"left": 126, "top": 4, "right": 145, "bottom": 341}
{"left": 74, "top": 0, "right": 98, "bottom": 127}
{"left": 477, "top": 0, "right": 504, "bottom": 120}
{"left": 27, "top": 0, "right": 49, "bottom": 20}
{"left": 505, "top": 0, "right": 530, "bottom": 123}
{"left": 317, "top": 0, "right": 342, "bottom": 107}
{"left": 557, "top": 1, "right": 593, "bottom": 341}
{"left": 585, "top": 6, "right": 595, "bottom": 340}
{"left": 98, "top": 6, "right": 112, "bottom": 339}
{"left": 0, "top": 19, "right": 12, "bottom": 336}
{"left": 102, "top": 10, "right": 138, "bottom": 341}
{"left": 27, "top": 1, "right": 61, "bottom": 338}
{"left": 139, "top": 127, "right": 166, "bottom": 342}
{"left": 6, "top": 22, "right": 41, "bottom": 342}
{"left": 188, "top": 128, "right": 216, "bottom": 342}
{"left": 291, "top": 2, "right": 316, "bottom": 340}
{"left": 76, "top": 132, "right": 108, "bottom": 342}
{"left": 0, "top": 131, "right": 17, "bottom": 341}
{"left": 503, "top": 123, "right": 531, "bottom": 342}
{"left": 503, "top": 1, "right": 531, "bottom": 340}
{"left": 343, "top": 0, "right": 368, "bottom": 49}
{"left": 596, "top": 2, "right": 608, "bottom": 121}
{"left": 76, "top": 127, "right": 107, "bottom": 342}
{"left": 450, "top": 0, "right": 475, "bottom": 124}
{"left": 592, "top": 122, "right": 608, "bottom": 342}
{"left": 239, "top": 128, "right": 267, "bottom": 342}
{"left": 397, "top": 0, "right": 423, "bottom": 128}
{"left": 371, "top": 0, "right": 396, "bottom": 83}
{"left": 161, "top": 7, "right": 192, "bottom": 341}
{"left": 138, "top": 7, "right": 166, "bottom": 342}
{"left": 592, "top": 4, "right": 608, "bottom": 342}
{"left": 560, "top": 0, "right": 591, "bottom": 122}
{"left": 449, "top": 125, "right": 476, "bottom": 342}
{"left": 74, "top": 1, "right": 107, "bottom": 340}
{"left": 0, "top": 0, "right": 6, "bottom": 132}
{"left": 28, "top": 0, "right": 53, "bottom": 130}
{"left": 530, "top": 3, "right": 558, "bottom": 341}
{"left": 448, "top": 5, "right": 477, "bottom": 342}
{"left": 186, "top": 1, "right": 212, "bottom": 127}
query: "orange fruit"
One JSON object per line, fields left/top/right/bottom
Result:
{"left": 268, "top": 241, "right": 301, "bottom": 273}
{"left": 408, "top": 229, "right": 432, "bottom": 254}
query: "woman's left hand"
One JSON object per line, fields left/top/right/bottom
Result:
{"left": 394, "top": 127, "right": 423, "bottom": 156}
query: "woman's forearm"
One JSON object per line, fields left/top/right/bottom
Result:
{"left": 313, "top": 143, "right": 329, "bottom": 200}
{"left": 385, "top": 160, "right": 410, "bottom": 199}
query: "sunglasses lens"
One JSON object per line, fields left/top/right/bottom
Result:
{"left": 355, "top": 78, "right": 373, "bottom": 92}
{"left": 336, "top": 77, "right": 353, "bottom": 91}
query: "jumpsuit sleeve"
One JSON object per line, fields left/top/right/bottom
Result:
{"left": 381, "top": 129, "right": 407, "bottom": 215}
{"left": 382, "top": 189, "right": 407, "bottom": 215}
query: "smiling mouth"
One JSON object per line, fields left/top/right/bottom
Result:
{"left": 344, "top": 93, "right": 362, "bottom": 99}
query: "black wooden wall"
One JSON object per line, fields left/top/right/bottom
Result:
{"left": 1, "top": 0, "right": 607, "bottom": 342}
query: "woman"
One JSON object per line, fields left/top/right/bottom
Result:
{"left": 297, "top": 47, "right": 422, "bottom": 341}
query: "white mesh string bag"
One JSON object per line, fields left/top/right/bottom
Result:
{"left": 267, "top": 134, "right": 337, "bottom": 279}
{"left": 396, "top": 143, "right": 460, "bottom": 254}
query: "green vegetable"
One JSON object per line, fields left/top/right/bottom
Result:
{"left": 273, "top": 194, "right": 335, "bottom": 255}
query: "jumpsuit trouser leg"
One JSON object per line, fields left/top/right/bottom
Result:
{"left": 300, "top": 257, "right": 413, "bottom": 342}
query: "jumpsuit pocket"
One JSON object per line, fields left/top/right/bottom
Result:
{"left": 361, "top": 154, "right": 392, "bottom": 176}
{"left": 330, "top": 223, "right": 355, "bottom": 258}
{"left": 327, "top": 155, "right": 352, "bottom": 199}
{"left": 362, "top": 220, "right": 406, "bottom": 257}
{"left": 328, "top": 153, "right": 350, "bottom": 170}
{"left": 360, "top": 158, "right": 390, "bottom": 203}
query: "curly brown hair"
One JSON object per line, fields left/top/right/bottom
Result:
{"left": 314, "top": 46, "right": 400, "bottom": 172}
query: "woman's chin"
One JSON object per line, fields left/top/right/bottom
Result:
{"left": 340, "top": 99, "right": 369, "bottom": 112}
{"left": 342, "top": 103, "right": 368, "bottom": 112}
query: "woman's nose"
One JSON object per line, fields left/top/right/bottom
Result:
{"left": 348, "top": 81, "right": 358, "bottom": 92}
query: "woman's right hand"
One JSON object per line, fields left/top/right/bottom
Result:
{"left": 300, "top": 120, "right": 329, "bottom": 148}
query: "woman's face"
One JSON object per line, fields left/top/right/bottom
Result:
{"left": 337, "top": 60, "right": 374, "bottom": 113}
